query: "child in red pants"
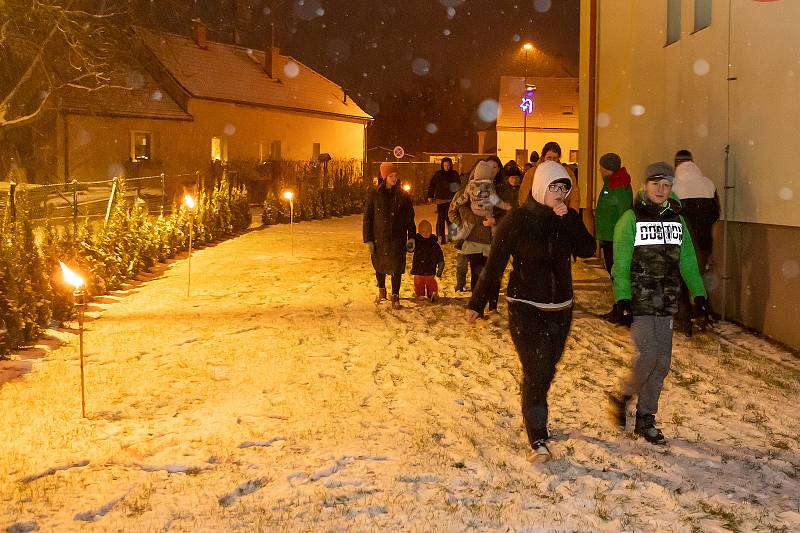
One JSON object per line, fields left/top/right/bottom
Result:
{"left": 411, "top": 220, "right": 444, "bottom": 302}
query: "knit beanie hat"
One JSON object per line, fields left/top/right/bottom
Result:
{"left": 599, "top": 152, "right": 622, "bottom": 172}
{"left": 531, "top": 160, "right": 572, "bottom": 204}
{"left": 380, "top": 162, "right": 398, "bottom": 179}
{"left": 472, "top": 160, "right": 495, "bottom": 181}
{"left": 644, "top": 161, "right": 675, "bottom": 183}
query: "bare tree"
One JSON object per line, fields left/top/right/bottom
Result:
{"left": 0, "top": 0, "right": 132, "bottom": 130}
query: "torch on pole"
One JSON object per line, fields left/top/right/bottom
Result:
{"left": 184, "top": 194, "right": 196, "bottom": 297}
{"left": 282, "top": 190, "right": 294, "bottom": 256}
{"left": 59, "top": 261, "right": 87, "bottom": 418}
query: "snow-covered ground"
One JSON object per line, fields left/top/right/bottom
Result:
{"left": 1, "top": 205, "right": 798, "bottom": 532}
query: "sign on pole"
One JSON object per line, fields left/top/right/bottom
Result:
{"left": 393, "top": 146, "right": 405, "bottom": 159}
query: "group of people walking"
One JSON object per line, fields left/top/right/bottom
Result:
{"left": 363, "top": 143, "right": 719, "bottom": 462}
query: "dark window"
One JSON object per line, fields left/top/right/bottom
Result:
{"left": 667, "top": 0, "right": 681, "bottom": 45}
{"left": 694, "top": 0, "right": 711, "bottom": 32}
{"left": 132, "top": 132, "right": 152, "bottom": 160}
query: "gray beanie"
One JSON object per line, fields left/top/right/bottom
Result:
{"left": 644, "top": 161, "right": 675, "bottom": 182}
{"left": 599, "top": 152, "right": 621, "bottom": 172}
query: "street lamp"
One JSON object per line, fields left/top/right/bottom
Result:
{"left": 402, "top": 183, "right": 411, "bottom": 193}
{"left": 59, "top": 261, "right": 87, "bottom": 418}
{"left": 282, "top": 190, "right": 294, "bottom": 256}
{"left": 184, "top": 194, "right": 196, "bottom": 297}
{"left": 522, "top": 43, "right": 534, "bottom": 158}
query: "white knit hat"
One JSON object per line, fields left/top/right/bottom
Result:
{"left": 472, "top": 160, "right": 495, "bottom": 181}
{"left": 531, "top": 161, "right": 572, "bottom": 203}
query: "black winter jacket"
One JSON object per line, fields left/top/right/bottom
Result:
{"left": 427, "top": 168, "right": 461, "bottom": 201}
{"left": 410, "top": 234, "right": 444, "bottom": 276}
{"left": 468, "top": 199, "right": 596, "bottom": 313}
{"left": 680, "top": 194, "right": 720, "bottom": 251}
{"left": 363, "top": 182, "right": 416, "bottom": 274}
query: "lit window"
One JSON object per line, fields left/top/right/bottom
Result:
{"left": 666, "top": 0, "right": 681, "bottom": 45}
{"left": 131, "top": 131, "right": 152, "bottom": 161}
{"left": 211, "top": 137, "right": 222, "bottom": 161}
{"left": 694, "top": 0, "right": 711, "bottom": 32}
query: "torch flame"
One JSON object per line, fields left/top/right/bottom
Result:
{"left": 283, "top": 190, "right": 294, "bottom": 200}
{"left": 402, "top": 183, "right": 412, "bottom": 192}
{"left": 59, "top": 261, "right": 85, "bottom": 289}
{"left": 184, "top": 194, "right": 196, "bottom": 210}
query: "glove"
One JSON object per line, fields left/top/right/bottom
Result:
{"left": 435, "top": 261, "right": 444, "bottom": 278}
{"left": 693, "top": 296, "right": 713, "bottom": 324}
{"left": 616, "top": 299, "right": 633, "bottom": 327}
{"left": 365, "top": 241, "right": 375, "bottom": 255}
{"left": 405, "top": 238, "right": 415, "bottom": 253}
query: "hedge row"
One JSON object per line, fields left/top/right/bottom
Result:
{"left": 0, "top": 176, "right": 250, "bottom": 357}
{"left": 261, "top": 182, "right": 370, "bottom": 225}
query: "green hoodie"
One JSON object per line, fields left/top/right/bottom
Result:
{"left": 595, "top": 167, "right": 633, "bottom": 242}
{"left": 611, "top": 192, "right": 707, "bottom": 316}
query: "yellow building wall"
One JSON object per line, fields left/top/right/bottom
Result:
{"left": 579, "top": 0, "right": 800, "bottom": 349}
{"left": 59, "top": 102, "right": 367, "bottom": 182}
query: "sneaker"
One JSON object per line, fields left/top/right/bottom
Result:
{"left": 634, "top": 413, "right": 667, "bottom": 445}
{"left": 608, "top": 394, "right": 632, "bottom": 429}
{"left": 527, "top": 440, "right": 552, "bottom": 463}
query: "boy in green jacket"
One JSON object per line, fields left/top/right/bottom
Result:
{"left": 609, "top": 162, "right": 710, "bottom": 445}
{"left": 595, "top": 153, "right": 633, "bottom": 322}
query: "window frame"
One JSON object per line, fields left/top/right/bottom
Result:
{"left": 130, "top": 131, "right": 153, "bottom": 162}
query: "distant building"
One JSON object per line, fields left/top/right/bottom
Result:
{"left": 496, "top": 76, "right": 579, "bottom": 170}
{"left": 56, "top": 22, "right": 372, "bottom": 183}
{"left": 580, "top": 0, "right": 800, "bottom": 349}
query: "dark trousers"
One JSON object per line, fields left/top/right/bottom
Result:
{"left": 466, "top": 253, "right": 486, "bottom": 291}
{"left": 435, "top": 202, "right": 451, "bottom": 241}
{"left": 599, "top": 240, "right": 614, "bottom": 274}
{"left": 376, "top": 272, "right": 402, "bottom": 295}
{"left": 508, "top": 301, "right": 572, "bottom": 445}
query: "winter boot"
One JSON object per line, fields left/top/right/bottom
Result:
{"left": 390, "top": 294, "right": 401, "bottom": 309}
{"left": 601, "top": 303, "right": 619, "bottom": 323}
{"left": 634, "top": 413, "right": 667, "bottom": 445}
{"left": 608, "top": 394, "right": 632, "bottom": 429}
{"left": 375, "top": 288, "right": 387, "bottom": 304}
{"left": 526, "top": 440, "right": 552, "bottom": 463}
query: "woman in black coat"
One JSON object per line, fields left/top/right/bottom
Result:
{"left": 466, "top": 161, "right": 595, "bottom": 462}
{"left": 363, "top": 162, "right": 416, "bottom": 309}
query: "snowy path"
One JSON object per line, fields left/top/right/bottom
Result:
{"left": 1, "top": 206, "right": 799, "bottom": 532}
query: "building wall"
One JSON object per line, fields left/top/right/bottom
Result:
{"left": 187, "top": 100, "right": 367, "bottom": 163}
{"left": 580, "top": 0, "right": 800, "bottom": 349}
{"left": 58, "top": 101, "right": 367, "bottom": 182}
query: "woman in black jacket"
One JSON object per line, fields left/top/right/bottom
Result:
{"left": 426, "top": 157, "right": 461, "bottom": 244}
{"left": 363, "top": 162, "right": 416, "bottom": 309}
{"left": 466, "top": 161, "right": 595, "bottom": 462}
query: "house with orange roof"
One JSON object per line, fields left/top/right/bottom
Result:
{"left": 55, "top": 22, "right": 372, "bottom": 183}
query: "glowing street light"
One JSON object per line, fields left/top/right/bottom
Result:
{"left": 402, "top": 183, "right": 412, "bottom": 193}
{"left": 59, "top": 261, "right": 88, "bottom": 418}
{"left": 282, "top": 190, "right": 295, "bottom": 256}
{"left": 184, "top": 194, "right": 197, "bottom": 297}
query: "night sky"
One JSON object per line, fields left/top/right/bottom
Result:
{"left": 142, "top": 0, "right": 580, "bottom": 153}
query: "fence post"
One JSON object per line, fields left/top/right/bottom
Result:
{"left": 160, "top": 173, "right": 166, "bottom": 212}
{"left": 8, "top": 181, "right": 16, "bottom": 220}
{"left": 71, "top": 180, "right": 79, "bottom": 235}
{"left": 104, "top": 177, "right": 118, "bottom": 227}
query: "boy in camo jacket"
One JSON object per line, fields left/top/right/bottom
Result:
{"left": 608, "top": 162, "right": 711, "bottom": 445}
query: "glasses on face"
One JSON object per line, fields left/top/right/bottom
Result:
{"left": 547, "top": 183, "right": 571, "bottom": 194}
